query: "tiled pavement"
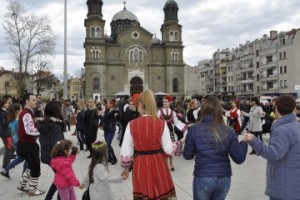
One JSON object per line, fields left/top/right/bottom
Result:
{"left": 0, "top": 126, "right": 269, "bottom": 200}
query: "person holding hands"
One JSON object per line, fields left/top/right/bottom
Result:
{"left": 244, "top": 95, "right": 300, "bottom": 200}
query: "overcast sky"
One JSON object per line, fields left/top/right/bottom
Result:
{"left": 0, "top": 0, "right": 299, "bottom": 77}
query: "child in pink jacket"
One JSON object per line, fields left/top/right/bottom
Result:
{"left": 50, "top": 139, "right": 80, "bottom": 200}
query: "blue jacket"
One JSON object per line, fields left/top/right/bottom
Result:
{"left": 183, "top": 115, "right": 247, "bottom": 177}
{"left": 249, "top": 113, "right": 300, "bottom": 200}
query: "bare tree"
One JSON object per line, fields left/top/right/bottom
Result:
{"left": 29, "top": 56, "right": 58, "bottom": 95}
{"left": 3, "top": 1, "right": 56, "bottom": 98}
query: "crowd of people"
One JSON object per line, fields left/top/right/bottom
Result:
{"left": 0, "top": 91, "right": 299, "bottom": 200}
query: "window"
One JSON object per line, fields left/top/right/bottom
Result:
{"left": 169, "top": 31, "right": 178, "bottom": 41}
{"left": 129, "top": 48, "right": 143, "bottom": 62}
{"left": 95, "top": 27, "right": 101, "bottom": 38}
{"left": 93, "top": 78, "right": 100, "bottom": 90}
{"left": 174, "top": 32, "right": 178, "bottom": 41}
{"left": 280, "top": 38, "right": 286, "bottom": 45}
{"left": 92, "top": 50, "right": 100, "bottom": 59}
{"left": 280, "top": 66, "right": 283, "bottom": 74}
{"left": 279, "top": 52, "right": 282, "bottom": 60}
{"left": 256, "top": 50, "right": 259, "bottom": 57}
{"left": 171, "top": 52, "right": 179, "bottom": 61}
{"left": 283, "top": 52, "right": 286, "bottom": 59}
{"left": 284, "top": 66, "right": 287, "bottom": 73}
{"left": 266, "top": 56, "right": 273, "bottom": 64}
{"left": 280, "top": 80, "right": 287, "bottom": 88}
{"left": 256, "top": 62, "right": 259, "bottom": 68}
{"left": 90, "top": 27, "right": 95, "bottom": 38}
{"left": 172, "top": 78, "right": 179, "bottom": 93}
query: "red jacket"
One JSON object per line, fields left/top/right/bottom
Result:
{"left": 50, "top": 155, "right": 80, "bottom": 188}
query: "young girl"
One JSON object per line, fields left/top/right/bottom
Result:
{"left": 50, "top": 140, "right": 80, "bottom": 200}
{"left": 80, "top": 141, "right": 126, "bottom": 200}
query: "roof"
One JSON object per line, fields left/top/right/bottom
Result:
{"left": 112, "top": 9, "right": 139, "bottom": 23}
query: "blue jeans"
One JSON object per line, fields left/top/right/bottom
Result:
{"left": 104, "top": 131, "right": 116, "bottom": 159}
{"left": 193, "top": 177, "right": 231, "bottom": 200}
{"left": 5, "top": 155, "right": 28, "bottom": 174}
{"left": 269, "top": 197, "right": 281, "bottom": 200}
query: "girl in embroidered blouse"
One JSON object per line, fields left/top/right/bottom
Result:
{"left": 223, "top": 100, "right": 242, "bottom": 135}
{"left": 121, "top": 89, "right": 182, "bottom": 200}
{"left": 157, "top": 95, "right": 188, "bottom": 171}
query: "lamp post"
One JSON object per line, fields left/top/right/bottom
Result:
{"left": 63, "top": 0, "right": 68, "bottom": 99}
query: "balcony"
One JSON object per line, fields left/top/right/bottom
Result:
{"left": 260, "top": 60, "right": 278, "bottom": 68}
{"left": 241, "top": 79, "right": 254, "bottom": 84}
{"left": 260, "top": 73, "right": 278, "bottom": 80}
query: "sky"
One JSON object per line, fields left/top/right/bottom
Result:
{"left": 0, "top": 0, "right": 299, "bottom": 78}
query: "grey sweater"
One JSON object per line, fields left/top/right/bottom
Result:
{"left": 82, "top": 164, "right": 122, "bottom": 200}
{"left": 243, "top": 105, "right": 263, "bottom": 132}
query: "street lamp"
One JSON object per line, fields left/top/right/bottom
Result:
{"left": 63, "top": 0, "right": 68, "bottom": 99}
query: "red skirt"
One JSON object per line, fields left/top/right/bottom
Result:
{"left": 132, "top": 153, "right": 176, "bottom": 200}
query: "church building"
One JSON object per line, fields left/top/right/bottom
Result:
{"left": 84, "top": 0, "right": 185, "bottom": 98}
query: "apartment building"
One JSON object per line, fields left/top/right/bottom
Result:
{"left": 196, "top": 28, "right": 300, "bottom": 98}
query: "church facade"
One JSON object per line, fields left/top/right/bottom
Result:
{"left": 84, "top": 0, "right": 185, "bottom": 98}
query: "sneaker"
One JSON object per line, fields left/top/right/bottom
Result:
{"left": 1, "top": 171, "right": 10, "bottom": 178}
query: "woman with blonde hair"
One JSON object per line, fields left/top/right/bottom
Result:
{"left": 183, "top": 96, "right": 247, "bottom": 200}
{"left": 84, "top": 99, "right": 100, "bottom": 158}
{"left": 121, "top": 89, "right": 180, "bottom": 200}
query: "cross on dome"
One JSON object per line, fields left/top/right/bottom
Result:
{"left": 123, "top": 1, "right": 127, "bottom": 10}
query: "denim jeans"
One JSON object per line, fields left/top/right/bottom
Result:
{"left": 193, "top": 177, "right": 231, "bottom": 200}
{"left": 104, "top": 131, "right": 116, "bottom": 159}
{"left": 269, "top": 197, "right": 281, "bottom": 200}
{"left": 5, "top": 155, "right": 28, "bottom": 173}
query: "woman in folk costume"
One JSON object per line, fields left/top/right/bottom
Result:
{"left": 157, "top": 95, "right": 188, "bottom": 171}
{"left": 121, "top": 89, "right": 183, "bottom": 200}
{"left": 223, "top": 100, "right": 242, "bottom": 135}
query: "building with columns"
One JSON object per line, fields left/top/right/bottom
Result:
{"left": 83, "top": 0, "right": 185, "bottom": 98}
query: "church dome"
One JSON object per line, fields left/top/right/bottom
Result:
{"left": 112, "top": 9, "right": 139, "bottom": 23}
{"left": 104, "top": 35, "right": 113, "bottom": 43}
{"left": 164, "top": 0, "right": 178, "bottom": 9}
{"left": 152, "top": 37, "right": 161, "bottom": 45}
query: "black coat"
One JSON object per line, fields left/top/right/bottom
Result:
{"left": 84, "top": 109, "right": 99, "bottom": 136}
{"left": 76, "top": 110, "right": 86, "bottom": 132}
{"left": 103, "top": 109, "right": 119, "bottom": 132}
{"left": 38, "top": 117, "right": 64, "bottom": 165}
{"left": 0, "top": 109, "right": 9, "bottom": 138}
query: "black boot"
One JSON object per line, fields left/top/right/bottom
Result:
{"left": 249, "top": 150, "right": 256, "bottom": 155}
{"left": 111, "top": 154, "right": 117, "bottom": 165}
{"left": 111, "top": 158, "right": 117, "bottom": 165}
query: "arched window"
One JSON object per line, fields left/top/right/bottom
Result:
{"left": 129, "top": 48, "right": 143, "bottom": 62}
{"left": 93, "top": 77, "right": 100, "bottom": 90}
{"left": 170, "top": 31, "right": 174, "bottom": 41}
{"left": 91, "top": 27, "right": 95, "bottom": 38}
{"left": 134, "top": 49, "right": 139, "bottom": 61}
{"left": 172, "top": 78, "right": 179, "bottom": 93}
{"left": 130, "top": 51, "right": 134, "bottom": 62}
{"left": 91, "top": 49, "right": 100, "bottom": 59}
{"left": 95, "top": 27, "right": 101, "bottom": 38}
{"left": 174, "top": 32, "right": 178, "bottom": 41}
